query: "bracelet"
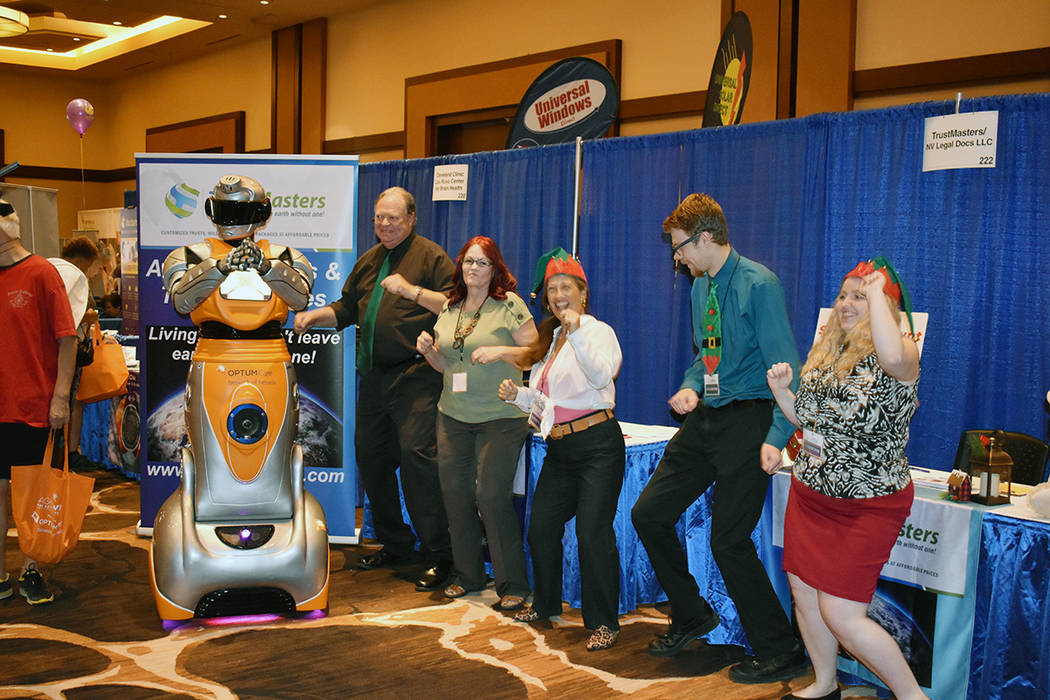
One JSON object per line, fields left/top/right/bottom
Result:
{"left": 413, "top": 285, "right": 423, "bottom": 303}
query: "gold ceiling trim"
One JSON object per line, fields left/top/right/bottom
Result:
{"left": 0, "top": 6, "right": 30, "bottom": 38}
{"left": 0, "top": 15, "right": 211, "bottom": 70}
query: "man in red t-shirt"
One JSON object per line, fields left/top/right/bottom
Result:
{"left": 0, "top": 198, "right": 76, "bottom": 605}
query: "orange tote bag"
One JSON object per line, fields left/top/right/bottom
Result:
{"left": 75, "top": 323, "right": 129, "bottom": 403}
{"left": 10, "top": 429, "right": 95, "bottom": 565}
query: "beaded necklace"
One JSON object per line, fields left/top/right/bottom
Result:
{"left": 452, "top": 298, "right": 485, "bottom": 363}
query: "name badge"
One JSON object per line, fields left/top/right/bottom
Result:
{"left": 452, "top": 372, "right": 467, "bottom": 393}
{"left": 528, "top": 401, "right": 543, "bottom": 431}
{"left": 703, "top": 373, "right": 720, "bottom": 398}
{"left": 802, "top": 428, "right": 825, "bottom": 463}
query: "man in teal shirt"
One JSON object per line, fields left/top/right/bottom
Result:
{"left": 632, "top": 193, "right": 805, "bottom": 684}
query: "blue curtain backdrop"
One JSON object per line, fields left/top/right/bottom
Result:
{"left": 359, "top": 143, "right": 577, "bottom": 301}
{"left": 359, "top": 92, "right": 1049, "bottom": 473}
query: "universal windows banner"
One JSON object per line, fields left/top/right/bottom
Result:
{"left": 135, "top": 153, "right": 360, "bottom": 543}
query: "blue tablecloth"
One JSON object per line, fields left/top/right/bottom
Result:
{"left": 970, "top": 512, "right": 1050, "bottom": 700}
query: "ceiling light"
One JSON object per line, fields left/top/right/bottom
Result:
{"left": 0, "top": 6, "right": 29, "bottom": 37}
{"left": 260, "top": 1, "right": 270, "bottom": 5}
{"left": 73, "top": 37, "right": 80, "bottom": 41}
{"left": 218, "top": 14, "right": 227, "bottom": 19}
{"left": 113, "top": 21, "right": 122, "bottom": 26}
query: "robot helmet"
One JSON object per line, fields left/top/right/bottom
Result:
{"left": 204, "top": 175, "right": 272, "bottom": 241}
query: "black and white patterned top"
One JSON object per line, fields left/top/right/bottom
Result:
{"left": 794, "top": 352, "right": 919, "bottom": 498}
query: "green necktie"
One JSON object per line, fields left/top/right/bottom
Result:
{"left": 357, "top": 252, "right": 390, "bottom": 372}
{"left": 701, "top": 278, "right": 722, "bottom": 375}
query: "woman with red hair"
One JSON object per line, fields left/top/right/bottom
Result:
{"left": 417, "top": 236, "right": 537, "bottom": 611}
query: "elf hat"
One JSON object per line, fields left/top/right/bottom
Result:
{"left": 843, "top": 256, "right": 914, "bottom": 333}
{"left": 531, "top": 247, "right": 587, "bottom": 299}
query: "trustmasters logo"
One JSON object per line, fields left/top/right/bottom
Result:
{"left": 165, "top": 183, "right": 200, "bottom": 219}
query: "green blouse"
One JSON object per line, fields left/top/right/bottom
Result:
{"left": 434, "top": 292, "right": 531, "bottom": 423}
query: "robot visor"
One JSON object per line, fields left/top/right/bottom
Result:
{"left": 206, "top": 198, "right": 272, "bottom": 227}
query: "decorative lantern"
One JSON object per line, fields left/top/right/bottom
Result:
{"left": 969, "top": 433, "right": 1013, "bottom": 505}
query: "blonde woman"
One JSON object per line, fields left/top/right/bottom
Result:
{"left": 766, "top": 259, "right": 927, "bottom": 700}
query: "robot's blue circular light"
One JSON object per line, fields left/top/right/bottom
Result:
{"left": 227, "top": 404, "right": 268, "bottom": 444}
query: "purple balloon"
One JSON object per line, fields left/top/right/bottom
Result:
{"left": 65, "top": 98, "right": 95, "bottom": 136}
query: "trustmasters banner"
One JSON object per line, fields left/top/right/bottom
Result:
{"left": 135, "top": 153, "right": 360, "bottom": 543}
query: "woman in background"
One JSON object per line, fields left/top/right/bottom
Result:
{"left": 417, "top": 236, "right": 537, "bottom": 611}
{"left": 499, "top": 248, "right": 624, "bottom": 651}
{"left": 766, "top": 258, "right": 926, "bottom": 700}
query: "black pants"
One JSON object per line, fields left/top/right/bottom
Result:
{"left": 0, "top": 423, "right": 50, "bottom": 479}
{"left": 631, "top": 400, "right": 795, "bottom": 658}
{"left": 528, "top": 418, "right": 625, "bottom": 631}
{"left": 356, "top": 360, "right": 451, "bottom": 563}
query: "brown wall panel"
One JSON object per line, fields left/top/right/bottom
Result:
{"left": 300, "top": 18, "right": 327, "bottom": 155}
{"left": 145, "top": 112, "right": 245, "bottom": 153}
{"left": 404, "top": 40, "right": 621, "bottom": 159}
{"left": 796, "top": 0, "right": 855, "bottom": 117}
{"left": 732, "top": 0, "right": 783, "bottom": 124}
{"left": 272, "top": 25, "right": 302, "bottom": 154}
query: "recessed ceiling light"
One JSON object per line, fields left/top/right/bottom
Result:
{"left": 218, "top": 14, "right": 227, "bottom": 19}
{"left": 73, "top": 37, "right": 80, "bottom": 41}
{"left": 113, "top": 21, "right": 122, "bottom": 26}
{"left": 260, "top": 1, "right": 269, "bottom": 5}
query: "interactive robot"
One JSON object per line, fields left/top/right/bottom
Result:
{"left": 150, "top": 174, "right": 328, "bottom": 620}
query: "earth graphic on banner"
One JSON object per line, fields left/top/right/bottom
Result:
{"left": 865, "top": 594, "right": 933, "bottom": 674}
{"left": 146, "top": 390, "right": 340, "bottom": 467}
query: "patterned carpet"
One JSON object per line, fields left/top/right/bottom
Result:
{"left": 2, "top": 468, "right": 876, "bottom": 699}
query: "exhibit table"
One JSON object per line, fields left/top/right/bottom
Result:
{"left": 969, "top": 509, "right": 1050, "bottom": 700}
{"left": 356, "top": 421, "right": 1050, "bottom": 697}
{"left": 79, "top": 368, "right": 140, "bottom": 479}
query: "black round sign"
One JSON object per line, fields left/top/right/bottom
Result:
{"left": 702, "top": 11, "right": 753, "bottom": 127}
{"left": 506, "top": 57, "right": 619, "bottom": 149}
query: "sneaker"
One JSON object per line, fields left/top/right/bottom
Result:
{"left": 0, "top": 573, "right": 12, "bottom": 600}
{"left": 18, "top": 565, "right": 54, "bottom": 605}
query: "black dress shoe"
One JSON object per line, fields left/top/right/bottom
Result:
{"left": 781, "top": 688, "right": 840, "bottom": 700}
{"left": 785, "top": 688, "right": 839, "bottom": 700}
{"left": 647, "top": 611, "right": 721, "bottom": 657}
{"left": 355, "top": 549, "right": 401, "bottom": 570}
{"left": 729, "top": 640, "right": 809, "bottom": 684}
{"left": 415, "top": 560, "right": 453, "bottom": 591}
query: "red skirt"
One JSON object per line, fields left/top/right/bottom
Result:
{"left": 783, "top": 475, "right": 913, "bottom": 603}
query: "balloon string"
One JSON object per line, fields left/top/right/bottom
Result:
{"left": 79, "top": 135, "right": 86, "bottom": 209}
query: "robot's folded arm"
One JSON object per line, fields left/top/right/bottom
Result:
{"left": 263, "top": 245, "right": 315, "bottom": 311}
{"left": 163, "top": 243, "right": 226, "bottom": 314}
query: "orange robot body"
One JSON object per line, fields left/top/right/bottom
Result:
{"left": 190, "top": 238, "right": 291, "bottom": 330}
{"left": 152, "top": 174, "right": 326, "bottom": 621}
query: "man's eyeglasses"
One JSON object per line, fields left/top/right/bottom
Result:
{"left": 462, "top": 257, "right": 492, "bottom": 268}
{"left": 670, "top": 230, "right": 703, "bottom": 256}
{"left": 374, "top": 214, "right": 404, "bottom": 225}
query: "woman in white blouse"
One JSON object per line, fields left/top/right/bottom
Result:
{"left": 498, "top": 248, "right": 624, "bottom": 651}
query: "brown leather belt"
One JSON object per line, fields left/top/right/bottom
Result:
{"left": 548, "top": 409, "right": 614, "bottom": 440}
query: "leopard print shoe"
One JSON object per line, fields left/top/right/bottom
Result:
{"left": 513, "top": 606, "right": 542, "bottom": 623}
{"left": 586, "top": 625, "right": 619, "bottom": 651}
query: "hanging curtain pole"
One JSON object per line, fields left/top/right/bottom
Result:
{"left": 571, "top": 136, "right": 582, "bottom": 258}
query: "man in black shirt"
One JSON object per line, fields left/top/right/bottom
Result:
{"left": 294, "top": 186, "right": 454, "bottom": 591}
